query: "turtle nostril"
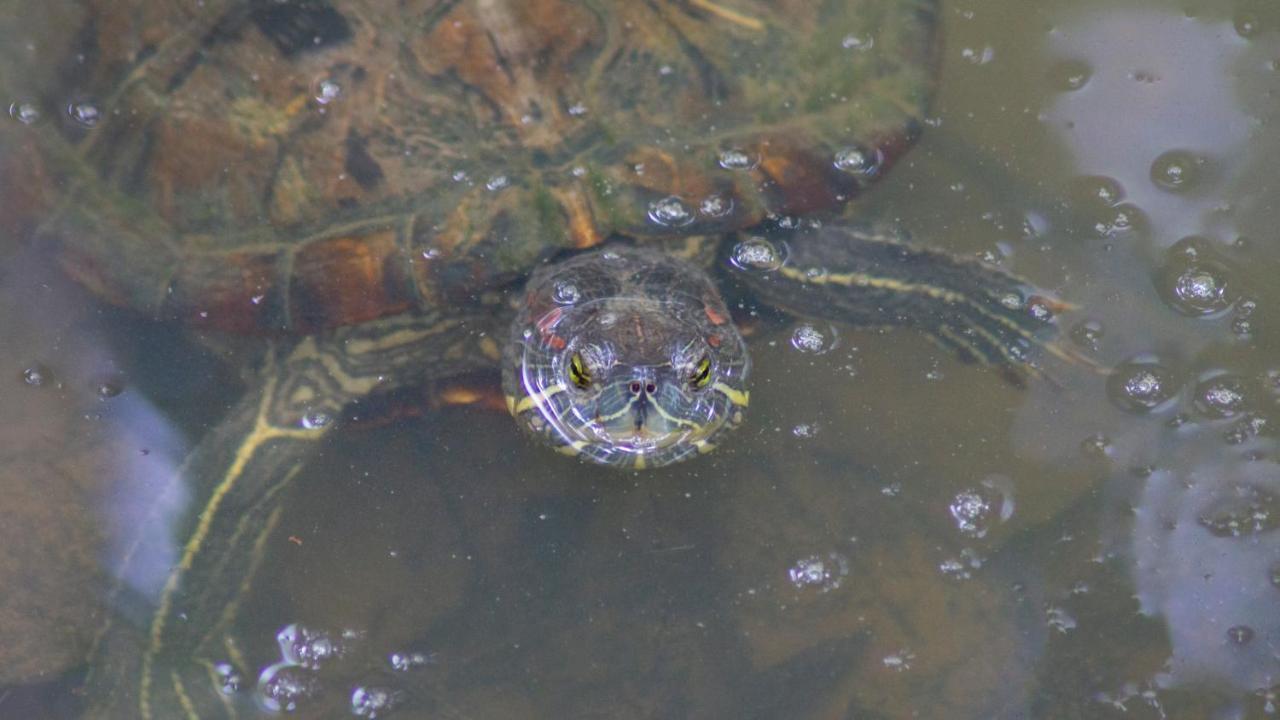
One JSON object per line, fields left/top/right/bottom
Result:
{"left": 630, "top": 381, "right": 641, "bottom": 395}
{"left": 645, "top": 382, "right": 656, "bottom": 394}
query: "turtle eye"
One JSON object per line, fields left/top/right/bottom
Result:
{"left": 689, "top": 355, "right": 712, "bottom": 389}
{"left": 567, "top": 352, "right": 592, "bottom": 389}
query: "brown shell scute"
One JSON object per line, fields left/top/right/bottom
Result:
{"left": 35, "top": 0, "right": 937, "bottom": 332}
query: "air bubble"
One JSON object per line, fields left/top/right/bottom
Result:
{"left": 214, "top": 662, "right": 243, "bottom": 695}
{"left": 485, "top": 175, "right": 509, "bottom": 191}
{"left": 790, "top": 322, "right": 838, "bottom": 354}
{"left": 1107, "top": 359, "right": 1178, "bottom": 412}
{"left": 1046, "top": 606, "right": 1077, "bottom": 634}
{"left": 698, "top": 194, "right": 732, "bottom": 218}
{"left": 841, "top": 34, "right": 874, "bottom": 51}
{"left": 21, "top": 365, "right": 49, "bottom": 387}
{"left": 717, "top": 148, "right": 758, "bottom": 171}
{"left": 950, "top": 488, "right": 996, "bottom": 538}
{"left": 1048, "top": 59, "right": 1092, "bottom": 91}
{"left": 552, "top": 280, "right": 580, "bottom": 304}
{"left": 1227, "top": 625, "right": 1255, "bottom": 645}
{"left": 728, "top": 237, "right": 786, "bottom": 272}
{"left": 96, "top": 381, "right": 123, "bottom": 399}
{"left": 314, "top": 78, "right": 341, "bottom": 105}
{"left": 833, "top": 145, "right": 883, "bottom": 179}
{"left": 257, "top": 662, "right": 320, "bottom": 713}
{"left": 1194, "top": 374, "right": 1248, "bottom": 418}
{"left": 1150, "top": 150, "right": 1205, "bottom": 192}
{"left": 277, "top": 624, "right": 346, "bottom": 669}
{"left": 389, "top": 650, "right": 437, "bottom": 672}
{"left": 960, "top": 46, "right": 995, "bottom": 65}
{"left": 787, "top": 552, "right": 848, "bottom": 592}
{"left": 351, "top": 685, "right": 402, "bottom": 718}
{"left": 791, "top": 423, "right": 820, "bottom": 439}
{"left": 647, "top": 196, "right": 694, "bottom": 227}
{"left": 566, "top": 102, "right": 588, "bottom": 117}
{"left": 1161, "top": 263, "right": 1232, "bottom": 316}
{"left": 1070, "top": 175, "right": 1124, "bottom": 207}
{"left": 1070, "top": 319, "right": 1104, "bottom": 349}
{"left": 67, "top": 100, "right": 100, "bottom": 128}
{"left": 1092, "top": 203, "right": 1147, "bottom": 239}
{"left": 300, "top": 409, "right": 332, "bottom": 430}
{"left": 8, "top": 101, "right": 39, "bottom": 125}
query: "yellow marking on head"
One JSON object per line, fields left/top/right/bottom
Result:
{"left": 690, "top": 0, "right": 765, "bottom": 30}
{"left": 505, "top": 394, "right": 518, "bottom": 416}
{"left": 632, "top": 454, "right": 647, "bottom": 470}
{"left": 513, "top": 383, "right": 568, "bottom": 415}
{"left": 694, "top": 439, "right": 717, "bottom": 454}
{"left": 556, "top": 440, "right": 587, "bottom": 457}
{"left": 712, "top": 382, "right": 749, "bottom": 407}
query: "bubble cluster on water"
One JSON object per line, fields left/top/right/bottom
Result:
{"left": 647, "top": 196, "right": 694, "bottom": 227}
{"left": 8, "top": 100, "right": 40, "bottom": 125}
{"left": 257, "top": 662, "right": 320, "bottom": 713}
{"left": 787, "top": 552, "right": 848, "bottom": 592}
{"left": 950, "top": 488, "right": 996, "bottom": 538}
{"left": 1197, "top": 485, "right": 1280, "bottom": 537}
{"left": 566, "top": 102, "right": 588, "bottom": 117}
{"left": 960, "top": 45, "right": 994, "bottom": 65}
{"left": 938, "top": 548, "right": 984, "bottom": 580}
{"left": 277, "top": 623, "right": 351, "bottom": 669}
{"left": 728, "top": 237, "right": 786, "bottom": 272}
{"left": 389, "top": 650, "right": 437, "bottom": 672}
{"left": 1106, "top": 359, "right": 1178, "bottom": 412}
{"left": 698, "top": 194, "right": 732, "bottom": 218}
{"left": 791, "top": 423, "right": 820, "bottom": 439}
{"left": 717, "top": 148, "right": 758, "bottom": 171}
{"left": 67, "top": 100, "right": 100, "bottom": 128}
{"left": 789, "top": 322, "right": 838, "bottom": 354}
{"left": 484, "top": 174, "right": 509, "bottom": 192}
{"left": 1194, "top": 374, "right": 1249, "bottom": 418}
{"left": 351, "top": 685, "right": 402, "bottom": 718}
{"left": 832, "top": 144, "right": 883, "bottom": 179}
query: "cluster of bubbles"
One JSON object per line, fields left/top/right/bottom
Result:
{"left": 789, "top": 322, "right": 839, "bottom": 355}
{"left": 786, "top": 551, "right": 849, "bottom": 592}
{"left": 1197, "top": 485, "right": 1280, "bottom": 538}
{"left": 938, "top": 547, "right": 984, "bottom": 581}
{"left": 728, "top": 236, "right": 787, "bottom": 273}
{"left": 1068, "top": 176, "right": 1148, "bottom": 242}
{"left": 1157, "top": 238, "right": 1235, "bottom": 317}
{"left": 247, "top": 624, "right": 438, "bottom": 716}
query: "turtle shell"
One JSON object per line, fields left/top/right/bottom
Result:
{"left": 21, "top": 0, "right": 937, "bottom": 333}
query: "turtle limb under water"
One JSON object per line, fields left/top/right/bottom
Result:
{"left": 78, "top": 225, "right": 1062, "bottom": 719}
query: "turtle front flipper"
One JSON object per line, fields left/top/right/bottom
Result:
{"left": 81, "top": 313, "right": 501, "bottom": 719}
{"left": 725, "top": 226, "right": 1068, "bottom": 378}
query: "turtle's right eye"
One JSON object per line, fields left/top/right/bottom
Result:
{"left": 567, "top": 352, "right": 591, "bottom": 389}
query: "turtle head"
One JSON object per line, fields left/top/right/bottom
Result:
{"left": 504, "top": 253, "right": 750, "bottom": 469}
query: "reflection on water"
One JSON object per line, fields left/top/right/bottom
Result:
{"left": 0, "top": 0, "right": 1279, "bottom": 718}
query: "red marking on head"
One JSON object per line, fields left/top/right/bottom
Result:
{"left": 707, "top": 333, "right": 722, "bottom": 348}
{"left": 704, "top": 303, "right": 728, "bottom": 326}
{"left": 548, "top": 334, "right": 567, "bottom": 351}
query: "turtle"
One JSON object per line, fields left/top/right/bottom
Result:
{"left": 0, "top": 0, "right": 1073, "bottom": 716}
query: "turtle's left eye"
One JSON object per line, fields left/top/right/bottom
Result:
{"left": 689, "top": 355, "right": 712, "bottom": 389}
{"left": 567, "top": 352, "right": 592, "bottom": 389}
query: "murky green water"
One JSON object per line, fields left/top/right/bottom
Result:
{"left": 2, "top": 0, "right": 1279, "bottom": 718}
